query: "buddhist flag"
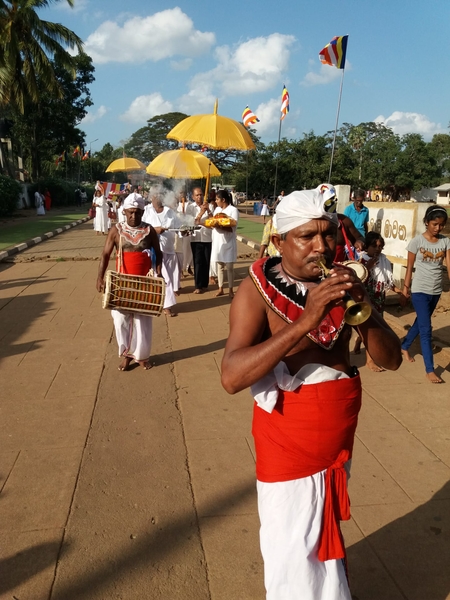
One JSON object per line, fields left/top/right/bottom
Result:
{"left": 72, "top": 145, "right": 81, "bottom": 157}
{"left": 82, "top": 150, "right": 90, "bottom": 161}
{"left": 280, "top": 86, "right": 289, "bottom": 121}
{"left": 242, "top": 106, "right": 260, "bottom": 128}
{"left": 55, "top": 150, "right": 66, "bottom": 165}
{"left": 319, "top": 35, "right": 348, "bottom": 69}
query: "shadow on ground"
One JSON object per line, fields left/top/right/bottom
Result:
{"left": 348, "top": 481, "right": 450, "bottom": 600}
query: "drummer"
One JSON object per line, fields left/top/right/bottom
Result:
{"left": 97, "top": 195, "right": 163, "bottom": 371}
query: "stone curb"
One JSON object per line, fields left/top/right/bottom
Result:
{"left": 0, "top": 216, "right": 91, "bottom": 262}
{"left": 237, "top": 234, "right": 260, "bottom": 252}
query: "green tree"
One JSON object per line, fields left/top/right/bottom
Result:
{"left": 429, "top": 133, "right": 450, "bottom": 180}
{"left": 124, "top": 112, "right": 189, "bottom": 163}
{"left": 0, "top": 0, "right": 83, "bottom": 113}
{"left": 11, "top": 52, "right": 95, "bottom": 179}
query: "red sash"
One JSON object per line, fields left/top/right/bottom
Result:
{"left": 116, "top": 251, "right": 151, "bottom": 276}
{"left": 252, "top": 375, "right": 362, "bottom": 561}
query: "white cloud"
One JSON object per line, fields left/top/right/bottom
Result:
{"left": 120, "top": 93, "right": 173, "bottom": 123}
{"left": 80, "top": 105, "right": 108, "bottom": 124}
{"left": 250, "top": 99, "right": 281, "bottom": 135}
{"left": 374, "top": 111, "right": 444, "bottom": 138}
{"left": 186, "top": 33, "right": 295, "bottom": 98}
{"left": 84, "top": 8, "right": 215, "bottom": 64}
{"left": 177, "top": 89, "right": 216, "bottom": 115}
{"left": 242, "top": 98, "right": 297, "bottom": 138}
{"left": 170, "top": 58, "right": 193, "bottom": 71}
{"left": 302, "top": 61, "right": 344, "bottom": 86}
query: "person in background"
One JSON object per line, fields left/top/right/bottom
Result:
{"left": 74, "top": 186, "right": 81, "bottom": 208}
{"left": 35, "top": 187, "right": 45, "bottom": 216}
{"left": 44, "top": 188, "right": 52, "bottom": 212}
{"left": 80, "top": 188, "right": 88, "bottom": 205}
{"left": 96, "top": 195, "right": 162, "bottom": 371}
{"left": 211, "top": 189, "right": 239, "bottom": 298}
{"left": 401, "top": 205, "right": 450, "bottom": 383}
{"left": 187, "top": 187, "right": 214, "bottom": 294}
{"left": 260, "top": 198, "right": 270, "bottom": 223}
{"left": 143, "top": 191, "right": 179, "bottom": 317}
{"left": 93, "top": 189, "right": 109, "bottom": 235}
{"left": 353, "top": 231, "right": 406, "bottom": 371}
{"left": 258, "top": 216, "right": 279, "bottom": 259}
{"left": 343, "top": 189, "right": 369, "bottom": 238}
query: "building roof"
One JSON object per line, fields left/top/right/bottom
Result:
{"left": 433, "top": 183, "right": 450, "bottom": 191}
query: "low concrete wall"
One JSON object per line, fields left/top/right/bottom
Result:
{"left": 367, "top": 202, "right": 432, "bottom": 285}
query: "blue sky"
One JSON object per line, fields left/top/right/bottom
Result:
{"left": 44, "top": 0, "right": 450, "bottom": 153}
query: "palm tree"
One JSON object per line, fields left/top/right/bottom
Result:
{"left": 0, "top": 0, "right": 83, "bottom": 113}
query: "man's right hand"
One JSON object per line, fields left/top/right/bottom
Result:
{"left": 301, "top": 270, "right": 354, "bottom": 331}
{"left": 96, "top": 278, "right": 104, "bottom": 293}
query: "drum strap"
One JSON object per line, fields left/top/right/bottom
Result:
{"left": 338, "top": 218, "right": 355, "bottom": 260}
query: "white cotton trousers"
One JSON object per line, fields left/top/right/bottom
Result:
{"left": 257, "top": 473, "right": 351, "bottom": 600}
{"left": 162, "top": 253, "right": 179, "bottom": 308}
{"left": 216, "top": 261, "right": 234, "bottom": 290}
{"left": 111, "top": 310, "right": 153, "bottom": 361}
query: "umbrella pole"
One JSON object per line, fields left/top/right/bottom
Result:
{"left": 246, "top": 150, "right": 249, "bottom": 204}
{"left": 204, "top": 162, "right": 211, "bottom": 202}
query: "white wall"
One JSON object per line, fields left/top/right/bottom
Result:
{"left": 367, "top": 202, "right": 432, "bottom": 285}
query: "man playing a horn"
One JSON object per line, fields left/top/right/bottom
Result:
{"left": 97, "top": 195, "right": 162, "bottom": 371}
{"left": 221, "top": 189, "right": 402, "bottom": 599}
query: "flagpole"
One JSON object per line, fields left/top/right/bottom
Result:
{"left": 272, "top": 118, "right": 282, "bottom": 204}
{"left": 328, "top": 66, "right": 345, "bottom": 183}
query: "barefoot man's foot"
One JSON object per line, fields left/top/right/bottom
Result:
{"left": 118, "top": 357, "right": 133, "bottom": 371}
{"left": 215, "top": 288, "right": 224, "bottom": 297}
{"left": 366, "top": 360, "right": 385, "bottom": 373}
{"left": 426, "top": 371, "right": 443, "bottom": 383}
{"left": 138, "top": 360, "right": 153, "bottom": 370}
{"left": 401, "top": 349, "right": 415, "bottom": 362}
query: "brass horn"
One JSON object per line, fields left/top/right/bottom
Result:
{"left": 316, "top": 257, "right": 372, "bottom": 326}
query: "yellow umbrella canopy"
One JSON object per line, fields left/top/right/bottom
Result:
{"left": 166, "top": 100, "right": 255, "bottom": 151}
{"left": 106, "top": 157, "right": 147, "bottom": 172}
{"left": 146, "top": 149, "right": 221, "bottom": 179}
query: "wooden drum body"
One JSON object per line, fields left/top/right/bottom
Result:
{"left": 102, "top": 270, "right": 165, "bottom": 316}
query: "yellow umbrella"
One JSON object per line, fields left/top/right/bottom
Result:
{"left": 166, "top": 100, "right": 255, "bottom": 151}
{"left": 146, "top": 148, "right": 221, "bottom": 179}
{"left": 106, "top": 157, "right": 147, "bottom": 172}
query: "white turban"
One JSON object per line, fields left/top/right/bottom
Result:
{"left": 276, "top": 189, "right": 338, "bottom": 235}
{"left": 123, "top": 193, "right": 145, "bottom": 211}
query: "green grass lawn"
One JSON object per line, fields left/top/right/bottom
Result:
{"left": 236, "top": 216, "right": 265, "bottom": 244}
{"left": 0, "top": 211, "right": 87, "bottom": 251}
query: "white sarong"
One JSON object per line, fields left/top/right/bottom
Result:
{"left": 111, "top": 310, "right": 153, "bottom": 361}
{"left": 254, "top": 363, "right": 352, "bottom": 600}
{"left": 162, "top": 253, "right": 179, "bottom": 308}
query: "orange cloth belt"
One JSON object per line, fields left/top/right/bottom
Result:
{"left": 252, "top": 375, "right": 362, "bottom": 562}
{"left": 117, "top": 251, "right": 151, "bottom": 276}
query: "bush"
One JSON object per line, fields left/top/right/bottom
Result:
{"left": 0, "top": 174, "right": 21, "bottom": 217}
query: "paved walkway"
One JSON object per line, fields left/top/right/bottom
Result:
{"left": 1, "top": 221, "right": 450, "bottom": 600}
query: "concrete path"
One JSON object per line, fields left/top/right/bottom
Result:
{"left": 1, "top": 221, "right": 449, "bottom": 600}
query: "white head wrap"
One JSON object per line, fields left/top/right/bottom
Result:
{"left": 123, "top": 193, "right": 145, "bottom": 211}
{"left": 276, "top": 189, "right": 338, "bottom": 235}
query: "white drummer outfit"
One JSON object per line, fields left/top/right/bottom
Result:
{"left": 111, "top": 221, "right": 155, "bottom": 363}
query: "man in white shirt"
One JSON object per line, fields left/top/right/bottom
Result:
{"left": 211, "top": 189, "right": 239, "bottom": 298}
{"left": 186, "top": 187, "right": 215, "bottom": 294}
{"left": 143, "top": 193, "right": 179, "bottom": 317}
